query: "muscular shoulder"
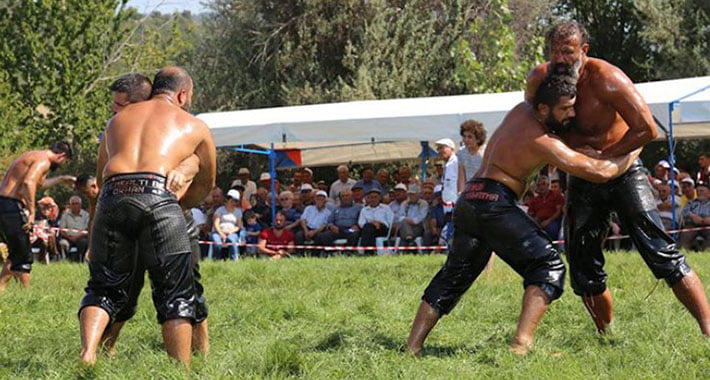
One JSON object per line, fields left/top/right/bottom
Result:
{"left": 585, "top": 58, "right": 634, "bottom": 98}
{"left": 525, "top": 63, "right": 549, "bottom": 101}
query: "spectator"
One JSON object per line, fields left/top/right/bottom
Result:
{"left": 317, "top": 180, "right": 328, "bottom": 193}
{"left": 397, "top": 185, "right": 429, "bottom": 247}
{"left": 302, "top": 167, "right": 314, "bottom": 185}
{"left": 58, "top": 195, "right": 89, "bottom": 262}
{"left": 230, "top": 182, "right": 252, "bottom": 210}
{"left": 680, "top": 177, "right": 697, "bottom": 208}
{"left": 389, "top": 183, "right": 408, "bottom": 216}
{"left": 277, "top": 191, "right": 301, "bottom": 230}
{"left": 433, "top": 162, "right": 444, "bottom": 185}
{"left": 697, "top": 153, "right": 710, "bottom": 185}
{"left": 421, "top": 182, "right": 435, "bottom": 204}
{"left": 527, "top": 176, "right": 565, "bottom": 239}
{"left": 679, "top": 182, "right": 710, "bottom": 250}
{"left": 392, "top": 170, "right": 402, "bottom": 185}
{"left": 259, "top": 172, "right": 281, "bottom": 194}
{"left": 189, "top": 199, "right": 210, "bottom": 259}
{"left": 320, "top": 188, "right": 362, "bottom": 248}
{"left": 654, "top": 160, "right": 671, "bottom": 182}
{"left": 351, "top": 183, "right": 365, "bottom": 206}
{"left": 300, "top": 183, "right": 315, "bottom": 207}
{"left": 243, "top": 210, "right": 262, "bottom": 256}
{"left": 376, "top": 169, "right": 391, "bottom": 193}
{"left": 329, "top": 164, "right": 356, "bottom": 202}
{"left": 354, "top": 166, "right": 384, "bottom": 194}
{"left": 296, "top": 190, "right": 332, "bottom": 255}
{"left": 539, "top": 165, "right": 567, "bottom": 193}
{"left": 399, "top": 166, "right": 418, "bottom": 187}
{"left": 436, "top": 137, "right": 458, "bottom": 242}
{"left": 252, "top": 187, "right": 273, "bottom": 226}
{"left": 211, "top": 189, "right": 243, "bottom": 261}
{"left": 550, "top": 179, "right": 564, "bottom": 195}
{"left": 30, "top": 207, "right": 53, "bottom": 264}
{"left": 289, "top": 170, "right": 303, "bottom": 192}
{"left": 656, "top": 181, "right": 680, "bottom": 230}
{"left": 257, "top": 211, "right": 294, "bottom": 259}
{"left": 205, "top": 186, "right": 224, "bottom": 222}
{"left": 358, "top": 188, "right": 394, "bottom": 254}
{"left": 456, "top": 119, "right": 486, "bottom": 193}
{"left": 292, "top": 192, "right": 304, "bottom": 213}
{"left": 231, "top": 167, "right": 257, "bottom": 202}
{"left": 427, "top": 185, "right": 446, "bottom": 246}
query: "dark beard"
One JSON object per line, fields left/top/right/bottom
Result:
{"left": 50, "top": 162, "right": 59, "bottom": 172}
{"left": 545, "top": 115, "right": 574, "bottom": 135}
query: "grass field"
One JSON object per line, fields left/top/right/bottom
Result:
{"left": 1, "top": 251, "right": 709, "bottom": 379}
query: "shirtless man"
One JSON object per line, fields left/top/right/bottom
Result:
{"left": 526, "top": 21, "right": 710, "bottom": 336}
{"left": 0, "top": 142, "right": 73, "bottom": 290}
{"left": 78, "top": 67, "right": 216, "bottom": 366}
{"left": 78, "top": 74, "right": 209, "bottom": 360}
{"left": 406, "top": 74, "right": 638, "bottom": 356}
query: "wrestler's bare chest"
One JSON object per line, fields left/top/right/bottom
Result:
{"left": 564, "top": 86, "right": 627, "bottom": 149}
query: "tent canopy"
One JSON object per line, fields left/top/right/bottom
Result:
{"left": 199, "top": 76, "right": 710, "bottom": 147}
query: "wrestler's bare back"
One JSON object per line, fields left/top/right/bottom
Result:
{"left": 103, "top": 99, "right": 208, "bottom": 179}
{"left": 0, "top": 151, "right": 50, "bottom": 206}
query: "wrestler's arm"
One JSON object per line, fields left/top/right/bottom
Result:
{"left": 167, "top": 154, "right": 199, "bottom": 198}
{"left": 180, "top": 120, "right": 217, "bottom": 209}
{"left": 597, "top": 67, "right": 658, "bottom": 158}
{"left": 534, "top": 134, "right": 637, "bottom": 183}
{"left": 41, "top": 175, "right": 76, "bottom": 189}
{"left": 524, "top": 65, "right": 547, "bottom": 103}
{"left": 20, "top": 160, "right": 50, "bottom": 228}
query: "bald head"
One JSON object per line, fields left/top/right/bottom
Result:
{"left": 151, "top": 66, "right": 194, "bottom": 110}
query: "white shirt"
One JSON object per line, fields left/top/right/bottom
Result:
{"left": 359, "top": 203, "right": 395, "bottom": 228}
{"left": 191, "top": 208, "right": 207, "bottom": 227}
{"left": 214, "top": 206, "right": 243, "bottom": 232}
{"left": 442, "top": 154, "right": 459, "bottom": 210}
{"left": 397, "top": 199, "right": 429, "bottom": 225}
{"left": 329, "top": 178, "right": 357, "bottom": 201}
{"left": 59, "top": 209, "right": 89, "bottom": 238}
{"left": 300, "top": 205, "right": 332, "bottom": 229}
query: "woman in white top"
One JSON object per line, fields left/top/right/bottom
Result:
{"left": 457, "top": 119, "right": 487, "bottom": 193}
{"left": 211, "top": 189, "right": 243, "bottom": 260}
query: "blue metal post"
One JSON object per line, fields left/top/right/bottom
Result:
{"left": 668, "top": 102, "right": 677, "bottom": 232}
{"left": 420, "top": 141, "right": 429, "bottom": 182}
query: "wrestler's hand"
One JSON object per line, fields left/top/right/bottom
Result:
{"left": 575, "top": 145, "right": 602, "bottom": 158}
{"left": 166, "top": 169, "right": 189, "bottom": 194}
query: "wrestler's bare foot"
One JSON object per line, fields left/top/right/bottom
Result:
{"left": 508, "top": 337, "right": 533, "bottom": 356}
{"left": 79, "top": 350, "right": 98, "bottom": 366}
{"left": 404, "top": 344, "right": 423, "bottom": 358}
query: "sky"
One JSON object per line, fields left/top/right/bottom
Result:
{"left": 127, "top": 0, "right": 208, "bottom": 14}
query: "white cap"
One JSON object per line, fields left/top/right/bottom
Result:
{"left": 300, "top": 183, "right": 314, "bottom": 191}
{"left": 226, "top": 189, "right": 241, "bottom": 200}
{"left": 434, "top": 184, "right": 443, "bottom": 193}
{"left": 316, "top": 190, "right": 328, "bottom": 197}
{"left": 394, "top": 183, "right": 407, "bottom": 191}
{"left": 657, "top": 160, "right": 670, "bottom": 169}
{"left": 260, "top": 172, "right": 271, "bottom": 181}
{"left": 435, "top": 138, "right": 456, "bottom": 149}
{"left": 681, "top": 177, "right": 695, "bottom": 186}
{"left": 238, "top": 167, "right": 250, "bottom": 175}
{"left": 303, "top": 167, "right": 313, "bottom": 175}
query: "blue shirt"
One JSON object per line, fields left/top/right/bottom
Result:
{"left": 354, "top": 179, "right": 384, "bottom": 194}
{"left": 244, "top": 222, "right": 262, "bottom": 244}
{"left": 397, "top": 199, "right": 429, "bottom": 224}
{"left": 328, "top": 204, "right": 362, "bottom": 229}
{"left": 300, "top": 205, "right": 332, "bottom": 229}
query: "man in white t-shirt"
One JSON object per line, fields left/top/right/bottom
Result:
{"left": 329, "top": 164, "right": 356, "bottom": 203}
{"left": 231, "top": 167, "right": 257, "bottom": 202}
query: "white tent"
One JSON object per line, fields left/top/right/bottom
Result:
{"left": 198, "top": 76, "right": 710, "bottom": 147}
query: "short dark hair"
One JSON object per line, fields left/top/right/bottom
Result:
{"left": 697, "top": 182, "right": 709, "bottom": 190}
{"left": 75, "top": 174, "right": 96, "bottom": 188}
{"left": 151, "top": 66, "right": 193, "bottom": 96}
{"left": 361, "top": 166, "right": 374, "bottom": 175}
{"left": 50, "top": 141, "right": 73, "bottom": 159}
{"left": 533, "top": 74, "right": 577, "bottom": 109}
{"left": 459, "top": 119, "right": 486, "bottom": 146}
{"left": 545, "top": 21, "right": 589, "bottom": 54}
{"left": 109, "top": 73, "right": 152, "bottom": 102}
{"left": 243, "top": 210, "right": 256, "bottom": 220}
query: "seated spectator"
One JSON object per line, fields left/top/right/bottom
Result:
{"left": 243, "top": 210, "right": 262, "bottom": 256}
{"left": 300, "top": 183, "right": 315, "bottom": 207}
{"left": 550, "top": 178, "right": 564, "bottom": 195}
{"left": 231, "top": 167, "right": 257, "bottom": 202}
{"left": 295, "top": 190, "right": 332, "bottom": 255}
{"left": 527, "top": 176, "right": 564, "bottom": 239}
{"left": 257, "top": 211, "right": 294, "bottom": 259}
{"left": 680, "top": 177, "right": 697, "bottom": 208}
{"left": 653, "top": 160, "right": 671, "bottom": 182}
{"left": 353, "top": 167, "right": 384, "bottom": 195}
{"left": 302, "top": 167, "right": 314, "bottom": 185}
{"left": 58, "top": 195, "right": 89, "bottom": 262}
{"left": 358, "top": 188, "right": 394, "bottom": 254}
{"left": 351, "top": 183, "right": 365, "bottom": 206}
{"left": 330, "top": 165, "right": 356, "bottom": 202}
{"left": 30, "top": 212, "right": 52, "bottom": 264}
{"left": 277, "top": 190, "right": 302, "bottom": 230}
{"left": 259, "top": 172, "right": 281, "bottom": 194}
{"left": 252, "top": 187, "right": 273, "bottom": 226}
{"left": 289, "top": 170, "right": 303, "bottom": 193}
{"left": 421, "top": 182, "right": 435, "bottom": 205}
{"left": 432, "top": 162, "right": 444, "bottom": 185}
{"left": 36, "top": 196, "right": 60, "bottom": 258}
{"left": 426, "top": 186, "right": 446, "bottom": 246}
{"left": 656, "top": 181, "right": 680, "bottom": 230}
{"left": 317, "top": 180, "right": 328, "bottom": 193}
{"left": 679, "top": 182, "right": 710, "bottom": 250}
{"left": 539, "top": 164, "right": 567, "bottom": 193}
{"left": 230, "top": 182, "right": 252, "bottom": 210}
{"left": 389, "top": 183, "right": 407, "bottom": 216}
{"left": 205, "top": 186, "right": 225, "bottom": 222}
{"left": 211, "top": 189, "right": 243, "bottom": 261}
{"left": 399, "top": 165, "right": 419, "bottom": 187}
{"left": 397, "top": 185, "right": 429, "bottom": 247}
{"left": 376, "top": 169, "right": 391, "bottom": 193}
{"left": 319, "top": 189, "right": 362, "bottom": 248}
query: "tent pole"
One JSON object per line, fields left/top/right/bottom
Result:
{"left": 269, "top": 143, "right": 276, "bottom": 225}
{"left": 420, "top": 141, "right": 428, "bottom": 182}
{"left": 668, "top": 102, "right": 677, "bottom": 234}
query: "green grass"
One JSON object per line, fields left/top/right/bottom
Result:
{"left": 1, "top": 252, "right": 710, "bottom": 379}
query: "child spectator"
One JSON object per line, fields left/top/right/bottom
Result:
{"left": 243, "top": 210, "right": 262, "bottom": 257}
